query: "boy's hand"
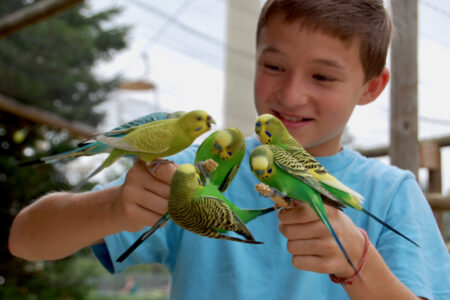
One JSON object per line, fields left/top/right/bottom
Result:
{"left": 278, "top": 201, "right": 366, "bottom": 278}
{"left": 115, "top": 159, "right": 177, "bottom": 232}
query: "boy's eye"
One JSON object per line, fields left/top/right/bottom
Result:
{"left": 263, "top": 63, "right": 284, "bottom": 72}
{"left": 313, "top": 74, "right": 335, "bottom": 82}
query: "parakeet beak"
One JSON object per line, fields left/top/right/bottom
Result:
{"left": 255, "top": 170, "right": 265, "bottom": 175}
{"left": 255, "top": 121, "right": 261, "bottom": 134}
{"left": 207, "top": 115, "right": 216, "bottom": 128}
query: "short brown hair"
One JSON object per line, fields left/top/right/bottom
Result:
{"left": 256, "top": 0, "right": 392, "bottom": 81}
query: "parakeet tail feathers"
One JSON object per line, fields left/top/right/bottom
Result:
{"left": 238, "top": 207, "right": 276, "bottom": 223}
{"left": 320, "top": 176, "right": 364, "bottom": 204}
{"left": 214, "top": 233, "right": 263, "bottom": 244}
{"left": 361, "top": 208, "right": 420, "bottom": 247}
{"left": 116, "top": 213, "right": 171, "bottom": 262}
{"left": 18, "top": 143, "right": 103, "bottom": 167}
{"left": 72, "top": 151, "right": 123, "bottom": 191}
{"left": 309, "top": 195, "right": 360, "bottom": 280}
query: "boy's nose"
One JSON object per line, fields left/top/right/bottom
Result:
{"left": 278, "top": 75, "right": 309, "bottom": 106}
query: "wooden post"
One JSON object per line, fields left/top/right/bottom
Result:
{"left": 389, "top": 0, "right": 419, "bottom": 178}
{"left": 420, "top": 140, "right": 445, "bottom": 236}
{"left": 223, "top": 0, "right": 259, "bottom": 136}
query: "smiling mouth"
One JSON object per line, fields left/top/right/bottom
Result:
{"left": 275, "top": 111, "right": 313, "bottom": 122}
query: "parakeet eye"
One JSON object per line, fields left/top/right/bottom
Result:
{"left": 214, "top": 142, "right": 222, "bottom": 151}
{"left": 266, "top": 121, "right": 270, "bottom": 125}
{"left": 196, "top": 116, "right": 202, "bottom": 121}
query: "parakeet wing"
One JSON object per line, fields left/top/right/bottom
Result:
{"left": 286, "top": 145, "right": 364, "bottom": 204}
{"left": 97, "top": 121, "right": 174, "bottom": 154}
{"left": 78, "top": 111, "right": 183, "bottom": 146}
{"left": 270, "top": 145, "right": 344, "bottom": 209}
{"left": 194, "top": 194, "right": 254, "bottom": 238}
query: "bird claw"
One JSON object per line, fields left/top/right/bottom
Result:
{"left": 255, "top": 183, "right": 291, "bottom": 208}
{"left": 147, "top": 159, "right": 173, "bottom": 176}
{"left": 195, "top": 159, "right": 218, "bottom": 181}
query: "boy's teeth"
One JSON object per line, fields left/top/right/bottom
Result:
{"left": 279, "top": 113, "right": 303, "bottom": 122}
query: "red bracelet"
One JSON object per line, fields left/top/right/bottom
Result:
{"left": 329, "top": 228, "right": 369, "bottom": 285}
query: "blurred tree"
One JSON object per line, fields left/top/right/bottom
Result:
{"left": 0, "top": 0, "right": 129, "bottom": 298}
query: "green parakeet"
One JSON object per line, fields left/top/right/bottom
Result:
{"left": 255, "top": 114, "right": 419, "bottom": 247}
{"left": 117, "top": 130, "right": 275, "bottom": 262}
{"left": 21, "top": 110, "right": 214, "bottom": 187}
{"left": 250, "top": 144, "right": 359, "bottom": 273}
{"left": 168, "top": 163, "right": 265, "bottom": 243}
{"left": 194, "top": 127, "right": 246, "bottom": 191}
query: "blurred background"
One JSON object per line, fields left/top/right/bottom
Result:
{"left": 1, "top": 0, "right": 449, "bottom": 299}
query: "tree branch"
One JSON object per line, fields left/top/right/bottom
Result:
{"left": 0, "top": 93, "right": 95, "bottom": 138}
{"left": 0, "top": 0, "right": 84, "bottom": 38}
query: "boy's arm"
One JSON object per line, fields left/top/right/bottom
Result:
{"left": 8, "top": 160, "right": 176, "bottom": 262}
{"left": 278, "top": 204, "right": 421, "bottom": 300}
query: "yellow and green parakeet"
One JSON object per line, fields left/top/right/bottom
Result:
{"left": 250, "top": 144, "right": 359, "bottom": 273}
{"left": 194, "top": 127, "right": 246, "bottom": 191}
{"left": 21, "top": 110, "right": 214, "bottom": 188}
{"left": 255, "top": 114, "right": 419, "bottom": 247}
{"left": 168, "top": 163, "right": 264, "bottom": 244}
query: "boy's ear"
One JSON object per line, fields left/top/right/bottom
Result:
{"left": 358, "top": 67, "right": 390, "bottom": 106}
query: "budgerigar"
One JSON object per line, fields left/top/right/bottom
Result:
{"left": 168, "top": 163, "right": 267, "bottom": 244}
{"left": 194, "top": 127, "right": 246, "bottom": 191}
{"left": 22, "top": 111, "right": 186, "bottom": 165}
{"left": 255, "top": 114, "right": 419, "bottom": 247}
{"left": 117, "top": 130, "right": 275, "bottom": 262}
{"left": 21, "top": 110, "right": 214, "bottom": 188}
{"left": 250, "top": 144, "right": 359, "bottom": 274}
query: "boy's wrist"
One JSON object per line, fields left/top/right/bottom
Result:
{"left": 330, "top": 228, "right": 369, "bottom": 284}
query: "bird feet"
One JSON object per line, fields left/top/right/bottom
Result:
{"left": 195, "top": 159, "right": 218, "bottom": 185}
{"left": 146, "top": 159, "right": 173, "bottom": 176}
{"left": 254, "top": 183, "right": 292, "bottom": 209}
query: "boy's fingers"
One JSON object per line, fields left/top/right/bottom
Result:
{"left": 133, "top": 188, "right": 168, "bottom": 214}
{"left": 144, "top": 159, "right": 178, "bottom": 184}
{"left": 291, "top": 255, "right": 332, "bottom": 274}
{"left": 278, "top": 203, "right": 320, "bottom": 225}
{"left": 279, "top": 220, "right": 327, "bottom": 240}
{"left": 286, "top": 238, "right": 334, "bottom": 257}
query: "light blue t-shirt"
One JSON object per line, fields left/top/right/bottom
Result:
{"left": 92, "top": 135, "right": 450, "bottom": 300}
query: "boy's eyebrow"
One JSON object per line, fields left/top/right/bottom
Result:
{"left": 258, "top": 45, "right": 283, "bottom": 55}
{"left": 312, "top": 58, "right": 345, "bottom": 70}
{"left": 259, "top": 46, "right": 346, "bottom": 69}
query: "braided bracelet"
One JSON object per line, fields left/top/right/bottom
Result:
{"left": 329, "top": 228, "right": 369, "bottom": 285}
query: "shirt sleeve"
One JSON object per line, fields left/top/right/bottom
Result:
{"left": 376, "top": 175, "right": 450, "bottom": 300}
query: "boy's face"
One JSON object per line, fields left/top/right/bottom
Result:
{"left": 254, "top": 14, "right": 375, "bottom": 156}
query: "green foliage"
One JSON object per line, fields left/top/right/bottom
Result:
{"left": 0, "top": 0, "right": 129, "bottom": 298}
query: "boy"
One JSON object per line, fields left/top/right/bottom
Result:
{"left": 9, "top": 0, "right": 450, "bottom": 299}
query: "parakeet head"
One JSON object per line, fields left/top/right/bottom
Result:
{"left": 213, "top": 128, "right": 244, "bottom": 160}
{"left": 172, "top": 164, "right": 203, "bottom": 191}
{"left": 167, "top": 111, "right": 187, "bottom": 119}
{"left": 255, "top": 114, "right": 287, "bottom": 145}
{"left": 180, "top": 110, "right": 216, "bottom": 138}
{"left": 249, "top": 145, "right": 275, "bottom": 180}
